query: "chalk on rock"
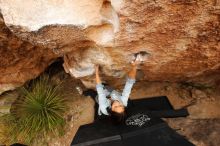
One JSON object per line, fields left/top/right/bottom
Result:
{"left": 131, "top": 51, "right": 150, "bottom": 64}
{"left": 69, "top": 64, "right": 95, "bottom": 78}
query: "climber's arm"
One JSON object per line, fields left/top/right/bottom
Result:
{"left": 96, "top": 65, "right": 102, "bottom": 84}
{"left": 95, "top": 65, "right": 110, "bottom": 115}
{"left": 128, "top": 63, "right": 137, "bottom": 80}
{"left": 120, "top": 63, "right": 137, "bottom": 106}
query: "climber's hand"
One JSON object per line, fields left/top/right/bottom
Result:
{"left": 131, "top": 56, "right": 141, "bottom": 66}
{"left": 131, "top": 59, "right": 141, "bottom": 68}
{"left": 131, "top": 51, "right": 148, "bottom": 66}
{"left": 131, "top": 60, "right": 139, "bottom": 66}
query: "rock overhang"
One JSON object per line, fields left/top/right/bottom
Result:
{"left": 0, "top": 0, "right": 219, "bottom": 93}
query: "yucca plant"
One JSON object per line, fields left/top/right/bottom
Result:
{"left": 11, "top": 75, "right": 67, "bottom": 144}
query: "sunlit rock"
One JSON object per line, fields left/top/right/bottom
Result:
{"left": 0, "top": 0, "right": 219, "bottom": 93}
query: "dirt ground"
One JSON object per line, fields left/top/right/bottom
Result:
{"left": 45, "top": 71, "right": 220, "bottom": 146}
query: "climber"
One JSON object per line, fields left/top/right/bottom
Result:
{"left": 83, "top": 51, "right": 147, "bottom": 124}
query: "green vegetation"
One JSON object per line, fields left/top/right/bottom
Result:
{"left": 0, "top": 75, "right": 67, "bottom": 145}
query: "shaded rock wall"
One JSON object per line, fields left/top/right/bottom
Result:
{"left": 0, "top": 14, "right": 58, "bottom": 94}
{"left": 0, "top": 0, "right": 219, "bottom": 92}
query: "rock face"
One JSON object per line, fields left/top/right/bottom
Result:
{"left": 0, "top": 0, "right": 220, "bottom": 92}
{"left": 0, "top": 14, "right": 57, "bottom": 94}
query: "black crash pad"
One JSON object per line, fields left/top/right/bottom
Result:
{"left": 71, "top": 96, "right": 194, "bottom": 146}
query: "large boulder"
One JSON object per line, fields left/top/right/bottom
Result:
{"left": 0, "top": 0, "right": 219, "bottom": 92}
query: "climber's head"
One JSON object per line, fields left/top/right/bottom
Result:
{"left": 110, "top": 100, "right": 126, "bottom": 125}
{"left": 111, "top": 100, "right": 125, "bottom": 113}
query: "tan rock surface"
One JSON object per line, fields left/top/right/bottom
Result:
{"left": 0, "top": 0, "right": 219, "bottom": 93}
{"left": 0, "top": 14, "right": 58, "bottom": 94}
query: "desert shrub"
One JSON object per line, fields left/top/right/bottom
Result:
{"left": 0, "top": 75, "right": 67, "bottom": 144}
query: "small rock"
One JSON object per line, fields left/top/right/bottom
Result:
{"left": 0, "top": 91, "right": 18, "bottom": 115}
{"left": 191, "top": 89, "right": 208, "bottom": 99}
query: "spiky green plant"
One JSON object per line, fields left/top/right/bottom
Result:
{"left": 10, "top": 75, "right": 67, "bottom": 144}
